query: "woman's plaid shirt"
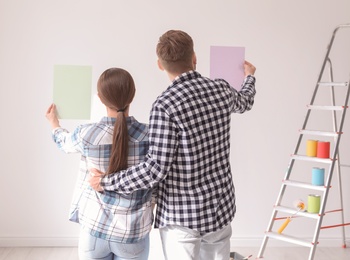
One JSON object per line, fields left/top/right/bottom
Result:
{"left": 101, "top": 71, "right": 256, "bottom": 233}
{"left": 52, "top": 116, "right": 152, "bottom": 243}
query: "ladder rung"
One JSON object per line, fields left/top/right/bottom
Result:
{"left": 321, "top": 222, "right": 350, "bottom": 230}
{"left": 265, "top": 232, "right": 313, "bottom": 247}
{"left": 318, "top": 82, "right": 348, "bottom": 87}
{"left": 307, "top": 105, "right": 347, "bottom": 111}
{"left": 299, "top": 129, "right": 340, "bottom": 137}
{"left": 291, "top": 154, "right": 333, "bottom": 164}
{"left": 282, "top": 180, "right": 326, "bottom": 191}
{"left": 274, "top": 206, "right": 320, "bottom": 220}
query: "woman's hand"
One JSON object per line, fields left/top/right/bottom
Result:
{"left": 46, "top": 103, "right": 60, "bottom": 129}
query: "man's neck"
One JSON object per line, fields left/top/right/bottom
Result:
{"left": 167, "top": 69, "right": 193, "bottom": 81}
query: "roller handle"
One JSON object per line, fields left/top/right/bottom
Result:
{"left": 277, "top": 218, "right": 291, "bottom": 234}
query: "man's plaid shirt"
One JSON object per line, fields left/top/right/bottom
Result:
{"left": 52, "top": 116, "right": 152, "bottom": 243}
{"left": 101, "top": 71, "right": 256, "bottom": 233}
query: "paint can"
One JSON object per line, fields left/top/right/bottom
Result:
{"left": 306, "top": 140, "right": 318, "bottom": 157}
{"left": 312, "top": 167, "right": 325, "bottom": 186}
{"left": 317, "top": 141, "right": 330, "bottom": 158}
{"left": 308, "top": 194, "right": 321, "bottom": 214}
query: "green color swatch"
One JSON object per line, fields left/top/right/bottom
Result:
{"left": 53, "top": 65, "right": 92, "bottom": 120}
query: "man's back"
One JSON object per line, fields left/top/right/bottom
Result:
{"left": 149, "top": 70, "right": 255, "bottom": 233}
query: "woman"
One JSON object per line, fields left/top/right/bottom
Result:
{"left": 46, "top": 68, "right": 153, "bottom": 260}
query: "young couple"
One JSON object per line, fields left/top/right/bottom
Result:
{"left": 46, "top": 30, "right": 256, "bottom": 260}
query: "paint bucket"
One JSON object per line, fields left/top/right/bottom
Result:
{"left": 306, "top": 140, "right": 318, "bottom": 157}
{"left": 312, "top": 167, "right": 325, "bottom": 186}
{"left": 317, "top": 141, "right": 330, "bottom": 158}
{"left": 308, "top": 194, "right": 321, "bottom": 214}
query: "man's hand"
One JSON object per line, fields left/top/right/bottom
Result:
{"left": 89, "top": 168, "right": 104, "bottom": 192}
{"left": 244, "top": 60, "right": 256, "bottom": 77}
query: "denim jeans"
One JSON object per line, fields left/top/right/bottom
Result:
{"left": 159, "top": 224, "right": 232, "bottom": 260}
{"left": 78, "top": 229, "right": 150, "bottom": 260}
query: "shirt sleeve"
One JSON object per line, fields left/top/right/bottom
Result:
{"left": 100, "top": 104, "right": 176, "bottom": 193}
{"left": 231, "top": 75, "right": 256, "bottom": 113}
{"left": 52, "top": 126, "right": 84, "bottom": 154}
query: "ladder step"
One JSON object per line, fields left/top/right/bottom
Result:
{"left": 318, "top": 82, "right": 348, "bottom": 87}
{"left": 282, "top": 180, "right": 326, "bottom": 191}
{"left": 265, "top": 231, "right": 313, "bottom": 247}
{"left": 291, "top": 154, "right": 333, "bottom": 163}
{"left": 307, "top": 105, "right": 347, "bottom": 111}
{"left": 274, "top": 206, "right": 320, "bottom": 220}
{"left": 299, "top": 129, "right": 340, "bottom": 137}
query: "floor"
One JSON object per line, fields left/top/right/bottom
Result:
{"left": 1, "top": 246, "right": 350, "bottom": 260}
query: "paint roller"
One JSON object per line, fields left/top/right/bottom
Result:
{"left": 277, "top": 199, "right": 305, "bottom": 234}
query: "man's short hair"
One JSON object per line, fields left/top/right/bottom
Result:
{"left": 156, "top": 30, "right": 194, "bottom": 74}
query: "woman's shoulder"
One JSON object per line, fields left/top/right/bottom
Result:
{"left": 128, "top": 117, "right": 149, "bottom": 141}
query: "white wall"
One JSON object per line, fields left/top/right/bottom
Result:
{"left": 1, "top": 0, "right": 350, "bottom": 253}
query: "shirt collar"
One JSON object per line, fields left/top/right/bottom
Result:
{"left": 172, "top": 70, "right": 201, "bottom": 86}
{"left": 99, "top": 116, "right": 135, "bottom": 125}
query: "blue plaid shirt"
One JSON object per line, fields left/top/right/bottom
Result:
{"left": 52, "top": 116, "right": 152, "bottom": 243}
{"left": 100, "top": 71, "right": 256, "bottom": 233}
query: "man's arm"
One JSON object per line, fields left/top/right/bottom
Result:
{"left": 89, "top": 150, "right": 162, "bottom": 194}
{"left": 231, "top": 61, "right": 256, "bottom": 113}
{"left": 90, "top": 104, "right": 177, "bottom": 193}
{"left": 101, "top": 155, "right": 162, "bottom": 193}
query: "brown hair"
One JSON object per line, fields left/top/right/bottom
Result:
{"left": 97, "top": 68, "right": 136, "bottom": 175}
{"left": 156, "top": 30, "right": 194, "bottom": 74}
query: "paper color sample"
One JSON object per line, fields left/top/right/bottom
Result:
{"left": 210, "top": 46, "right": 245, "bottom": 90}
{"left": 53, "top": 65, "right": 92, "bottom": 120}
{"left": 90, "top": 93, "right": 107, "bottom": 122}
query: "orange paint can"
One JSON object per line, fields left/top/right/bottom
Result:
{"left": 306, "top": 140, "right": 318, "bottom": 157}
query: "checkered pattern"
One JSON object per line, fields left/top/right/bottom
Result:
{"left": 52, "top": 116, "right": 153, "bottom": 243}
{"left": 101, "top": 71, "right": 256, "bottom": 233}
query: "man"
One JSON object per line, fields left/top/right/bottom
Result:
{"left": 90, "top": 30, "right": 256, "bottom": 260}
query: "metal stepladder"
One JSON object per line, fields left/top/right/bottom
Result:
{"left": 257, "top": 24, "right": 350, "bottom": 260}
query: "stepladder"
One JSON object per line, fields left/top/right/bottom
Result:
{"left": 257, "top": 24, "right": 350, "bottom": 260}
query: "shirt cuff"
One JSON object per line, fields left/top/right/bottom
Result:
{"left": 51, "top": 127, "right": 62, "bottom": 134}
